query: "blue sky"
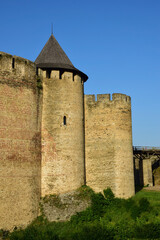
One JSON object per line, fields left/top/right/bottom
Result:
{"left": 0, "top": 0, "right": 160, "bottom": 146}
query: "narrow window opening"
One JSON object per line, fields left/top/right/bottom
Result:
{"left": 59, "top": 70, "right": 63, "bottom": 79}
{"left": 46, "top": 70, "right": 51, "bottom": 78}
{"left": 59, "top": 71, "right": 62, "bottom": 79}
{"left": 63, "top": 116, "right": 67, "bottom": 125}
{"left": 12, "top": 58, "right": 15, "bottom": 69}
{"left": 36, "top": 67, "right": 38, "bottom": 76}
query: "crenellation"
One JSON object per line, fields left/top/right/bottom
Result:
{"left": 0, "top": 52, "right": 36, "bottom": 81}
{"left": 0, "top": 52, "right": 13, "bottom": 72}
{"left": 85, "top": 94, "right": 96, "bottom": 103}
{"left": 97, "top": 94, "right": 110, "bottom": 102}
{"left": 74, "top": 74, "right": 81, "bottom": 82}
{"left": 37, "top": 68, "right": 43, "bottom": 77}
{"left": 85, "top": 93, "right": 131, "bottom": 106}
{"left": 126, "top": 95, "right": 131, "bottom": 102}
{"left": 112, "top": 93, "right": 131, "bottom": 103}
{"left": 40, "top": 70, "right": 76, "bottom": 81}
{"left": 61, "top": 71, "right": 73, "bottom": 80}
{"left": 42, "top": 70, "right": 46, "bottom": 78}
{"left": 51, "top": 70, "right": 59, "bottom": 79}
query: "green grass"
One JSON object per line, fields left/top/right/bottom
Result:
{"left": 7, "top": 187, "right": 160, "bottom": 240}
{"left": 133, "top": 189, "right": 160, "bottom": 205}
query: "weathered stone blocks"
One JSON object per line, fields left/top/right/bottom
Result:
{"left": 85, "top": 93, "right": 134, "bottom": 198}
{"left": 0, "top": 51, "right": 135, "bottom": 231}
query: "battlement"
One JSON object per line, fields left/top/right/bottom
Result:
{"left": 85, "top": 93, "right": 131, "bottom": 105}
{"left": 37, "top": 68, "right": 83, "bottom": 82}
{"left": 0, "top": 51, "right": 36, "bottom": 79}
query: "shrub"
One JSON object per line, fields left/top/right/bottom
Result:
{"left": 71, "top": 224, "right": 115, "bottom": 240}
{"left": 135, "top": 223, "right": 160, "bottom": 239}
{"left": 8, "top": 188, "right": 160, "bottom": 240}
{"left": 91, "top": 192, "right": 108, "bottom": 217}
{"left": 139, "top": 197, "right": 150, "bottom": 212}
{"left": 103, "top": 188, "right": 115, "bottom": 201}
{"left": 70, "top": 207, "right": 95, "bottom": 224}
{"left": 10, "top": 225, "right": 60, "bottom": 240}
{"left": 0, "top": 229, "right": 10, "bottom": 240}
{"left": 74, "top": 185, "right": 94, "bottom": 201}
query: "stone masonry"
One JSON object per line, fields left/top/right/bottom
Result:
{"left": 0, "top": 52, "right": 41, "bottom": 230}
{"left": 85, "top": 94, "right": 134, "bottom": 198}
{"left": 0, "top": 34, "right": 135, "bottom": 230}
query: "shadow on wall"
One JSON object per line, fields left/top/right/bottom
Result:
{"left": 152, "top": 160, "right": 160, "bottom": 186}
{"left": 134, "top": 157, "right": 144, "bottom": 193}
{"left": 134, "top": 158, "right": 160, "bottom": 192}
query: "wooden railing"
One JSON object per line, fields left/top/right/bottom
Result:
{"left": 133, "top": 146, "right": 160, "bottom": 151}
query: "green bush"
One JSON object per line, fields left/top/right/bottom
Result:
{"left": 139, "top": 197, "right": 150, "bottom": 212}
{"left": 70, "top": 207, "right": 95, "bottom": 223}
{"left": 0, "top": 229, "right": 9, "bottom": 240}
{"left": 103, "top": 188, "right": 115, "bottom": 201}
{"left": 10, "top": 225, "right": 60, "bottom": 240}
{"left": 135, "top": 223, "right": 160, "bottom": 239}
{"left": 71, "top": 224, "right": 115, "bottom": 240}
{"left": 91, "top": 192, "right": 108, "bottom": 217}
{"left": 8, "top": 188, "right": 160, "bottom": 240}
{"left": 76, "top": 185, "right": 94, "bottom": 200}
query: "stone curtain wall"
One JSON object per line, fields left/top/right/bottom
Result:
{"left": 39, "top": 70, "right": 85, "bottom": 196}
{"left": 0, "top": 52, "right": 41, "bottom": 230}
{"left": 0, "top": 51, "right": 135, "bottom": 229}
{"left": 85, "top": 93, "right": 134, "bottom": 198}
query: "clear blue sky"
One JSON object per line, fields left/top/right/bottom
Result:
{"left": 0, "top": 0, "right": 160, "bottom": 146}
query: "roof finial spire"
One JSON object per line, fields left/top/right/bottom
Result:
{"left": 51, "top": 23, "right": 53, "bottom": 35}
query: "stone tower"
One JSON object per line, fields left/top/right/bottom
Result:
{"left": 0, "top": 52, "right": 41, "bottom": 230}
{"left": 35, "top": 34, "right": 88, "bottom": 196}
{"left": 84, "top": 93, "right": 135, "bottom": 198}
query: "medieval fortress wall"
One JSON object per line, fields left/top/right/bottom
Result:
{"left": 0, "top": 52, "right": 41, "bottom": 229}
{"left": 0, "top": 49, "right": 134, "bottom": 229}
{"left": 85, "top": 94, "right": 134, "bottom": 198}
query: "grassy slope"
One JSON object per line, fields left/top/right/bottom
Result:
{"left": 134, "top": 189, "right": 160, "bottom": 204}
{"left": 5, "top": 187, "right": 160, "bottom": 240}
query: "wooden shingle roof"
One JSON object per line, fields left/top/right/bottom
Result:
{"left": 35, "top": 34, "right": 88, "bottom": 81}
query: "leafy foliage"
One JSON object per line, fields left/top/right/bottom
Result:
{"left": 103, "top": 188, "right": 115, "bottom": 201}
{"left": 8, "top": 187, "right": 160, "bottom": 240}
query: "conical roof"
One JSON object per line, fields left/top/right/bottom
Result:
{"left": 35, "top": 34, "right": 88, "bottom": 81}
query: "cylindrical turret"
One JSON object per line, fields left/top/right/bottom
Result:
{"left": 0, "top": 52, "right": 41, "bottom": 230}
{"left": 84, "top": 93, "right": 134, "bottom": 198}
{"left": 112, "top": 93, "right": 134, "bottom": 198}
{"left": 35, "top": 34, "right": 88, "bottom": 196}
